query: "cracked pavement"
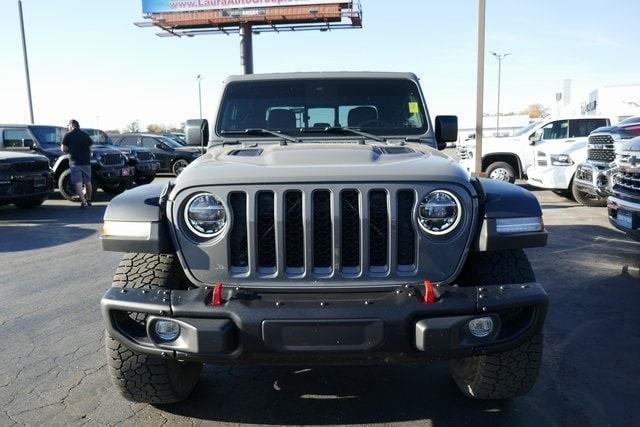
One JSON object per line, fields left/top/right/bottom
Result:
{"left": 1, "top": 179, "right": 639, "bottom": 426}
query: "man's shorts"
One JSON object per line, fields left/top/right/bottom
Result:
{"left": 70, "top": 165, "right": 92, "bottom": 186}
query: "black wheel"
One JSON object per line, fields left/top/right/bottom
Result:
{"left": 105, "top": 253, "right": 202, "bottom": 404}
{"left": 450, "top": 249, "right": 543, "bottom": 399}
{"left": 172, "top": 159, "right": 189, "bottom": 176}
{"left": 101, "top": 181, "right": 128, "bottom": 195}
{"left": 486, "top": 161, "right": 516, "bottom": 183}
{"left": 13, "top": 194, "right": 49, "bottom": 209}
{"left": 571, "top": 178, "right": 606, "bottom": 207}
{"left": 57, "top": 169, "right": 96, "bottom": 202}
{"left": 134, "top": 176, "right": 155, "bottom": 186}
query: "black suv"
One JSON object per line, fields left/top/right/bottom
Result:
{"left": 84, "top": 129, "right": 160, "bottom": 186}
{"left": 0, "top": 151, "right": 53, "bottom": 209}
{"left": 112, "top": 133, "right": 203, "bottom": 176}
{"left": 0, "top": 125, "right": 133, "bottom": 201}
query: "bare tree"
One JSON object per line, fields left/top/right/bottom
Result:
{"left": 146, "top": 123, "right": 166, "bottom": 133}
{"left": 124, "top": 120, "right": 140, "bottom": 133}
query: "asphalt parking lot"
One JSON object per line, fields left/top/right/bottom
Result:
{"left": 1, "top": 178, "right": 639, "bottom": 426}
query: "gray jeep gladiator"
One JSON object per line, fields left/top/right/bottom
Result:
{"left": 100, "top": 72, "right": 549, "bottom": 404}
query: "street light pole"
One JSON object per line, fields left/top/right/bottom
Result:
{"left": 491, "top": 51, "right": 511, "bottom": 137}
{"left": 196, "top": 75, "right": 204, "bottom": 119}
{"left": 474, "top": 0, "right": 486, "bottom": 177}
{"left": 18, "top": 0, "right": 34, "bottom": 124}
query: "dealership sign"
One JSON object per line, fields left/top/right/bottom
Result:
{"left": 142, "top": 0, "right": 344, "bottom": 14}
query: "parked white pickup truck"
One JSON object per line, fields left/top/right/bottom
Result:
{"left": 458, "top": 118, "right": 610, "bottom": 194}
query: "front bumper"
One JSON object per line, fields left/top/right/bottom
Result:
{"left": 608, "top": 195, "right": 640, "bottom": 241}
{"left": 526, "top": 165, "right": 574, "bottom": 190}
{"left": 134, "top": 161, "right": 160, "bottom": 177}
{"left": 101, "top": 282, "right": 547, "bottom": 364}
{"left": 0, "top": 172, "right": 53, "bottom": 201}
{"left": 95, "top": 165, "right": 135, "bottom": 183}
{"left": 574, "top": 162, "right": 615, "bottom": 197}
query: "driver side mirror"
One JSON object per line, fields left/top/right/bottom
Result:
{"left": 529, "top": 131, "right": 542, "bottom": 145}
{"left": 435, "top": 115, "right": 458, "bottom": 150}
{"left": 185, "top": 119, "right": 209, "bottom": 148}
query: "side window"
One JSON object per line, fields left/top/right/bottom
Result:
{"left": 569, "top": 119, "right": 608, "bottom": 138}
{"left": 142, "top": 137, "right": 159, "bottom": 149}
{"left": 118, "top": 136, "right": 138, "bottom": 147}
{"left": 2, "top": 129, "right": 31, "bottom": 148}
{"left": 541, "top": 120, "right": 569, "bottom": 140}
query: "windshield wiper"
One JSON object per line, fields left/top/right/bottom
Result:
{"left": 302, "top": 126, "right": 387, "bottom": 143}
{"left": 220, "top": 128, "right": 299, "bottom": 144}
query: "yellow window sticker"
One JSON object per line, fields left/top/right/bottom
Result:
{"left": 408, "top": 102, "right": 420, "bottom": 114}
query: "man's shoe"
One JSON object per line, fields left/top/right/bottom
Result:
{"left": 86, "top": 201, "right": 92, "bottom": 207}
{"left": 80, "top": 202, "right": 88, "bottom": 209}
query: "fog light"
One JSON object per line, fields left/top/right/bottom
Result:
{"left": 468, "top": 317, "right": 494, "bottom": 338}
{"left": 154, "top": 320, "right": 180, "bottom": 341}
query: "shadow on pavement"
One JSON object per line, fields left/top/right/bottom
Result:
{"left": 0, "top": 193, "right": 111, "bottom": 252}
{"left": 161, "top": 363, "right": 535, "bottom": 425}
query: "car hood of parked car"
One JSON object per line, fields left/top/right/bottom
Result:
{"left": 174, "top": 146, "right": 205, "bottom": 155}
{"left": 0, "top": 151, "right": 50, "bottom": 162}
{"left": 174, "top": 142, "right": 470, "bottom": 187}
{"left": 92, "top": 144, "right": 130, "bottom": 154}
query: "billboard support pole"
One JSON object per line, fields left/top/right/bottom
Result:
{"left": 18, "top": 0, "right": 34, "bottom": 124}
{"left": 240, "top": 23, "right": 254, "bottom": 74}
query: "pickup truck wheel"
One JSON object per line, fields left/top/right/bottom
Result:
{"left": 57, "top": 169, "right": 97, "bottom": 202}
{"left": 105, "top": 253, "right": 202, "bottom": 404}
{"left": 571, "top": 179, "right": 606, "bottom": 207}
{"left": 172, "top": 159, "right": 189, "bottom": 176}
{"left": 101, "top": 181, "right": 128, "bottom": 195}
{"left": 486, "top": 162, "right": 516, "bottom": 183}
{"left": 450, "top": 249, "right": 543, "bottom": 399}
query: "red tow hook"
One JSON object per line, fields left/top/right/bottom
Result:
{"left": 422, "top": 280, "right": 435, "bottom": 304}
{"left": 210, "top": 282, "right": 223, "bottom": 306}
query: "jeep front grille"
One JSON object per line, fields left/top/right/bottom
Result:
{"left": 100, "top": 153, "right": 124, "bottom": 166}
{"left": 13, "top": 160, "right": 49, "bottom": 173}
{"left": 227, "top": 186, "right": 419, "bottom": 279}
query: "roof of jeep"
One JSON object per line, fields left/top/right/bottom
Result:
{"left": 224, "top": 71, "right": 419, "bottom": 83}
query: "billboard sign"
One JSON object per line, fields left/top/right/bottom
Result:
{"left": 142, "top": 0, "right": 345, "bottom": 14}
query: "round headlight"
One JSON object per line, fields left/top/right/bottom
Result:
{"left": 185, "top": 193, "right": 227, "bottom": 238}
{"left": 418, "top": 190, "right": 462, "bottom": 235}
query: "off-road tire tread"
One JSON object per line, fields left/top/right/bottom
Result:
{"left": 451, "top": 249, "right": 542, "bottom": 399}
{"left": 105, "top": 253, "right": 201, "bottom": 404}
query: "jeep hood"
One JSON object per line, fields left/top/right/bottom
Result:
{"left": 174, "top": 143, "right": 470, "bottom": 187}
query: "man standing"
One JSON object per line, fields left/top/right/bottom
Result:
{"left": 61, "top": 119, "right": 93, "bottom": 208}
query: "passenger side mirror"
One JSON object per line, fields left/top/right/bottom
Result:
{"left": 529, "top": 131, "right": 542, "bottom": 145}
{"left": 185, "top": 119, "right": 209, "bottom": 148}
{"left": 435, "top": 115, "right": 458, "bottom": 150}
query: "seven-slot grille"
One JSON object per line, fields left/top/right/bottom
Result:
{"left": 13, "top": 160, "right": 49, "bottom": 173}
{"left": 587, "top": 135, "right": 615, "bottom": 163}
{"left": 100, "top": 153, "right": 124, "bottom": 166}
{"left": 227, "top": 187, "right": 418, "bottom": 278}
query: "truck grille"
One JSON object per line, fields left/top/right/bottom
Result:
{"left": 13, "top": 160, "right": 49, "bottom": 173}
{"left": 615, "top": 172, "right": 640, "bottom": 196}
{"left": 227, "top": 186, "right": 418, "bottom": 278}
{"left": 587, "top": 135, "right": 615, "bottom": 163}
{"left": 100, "top": 153, "right": 124, "bottom": 166}
{"left": 457, "top": 146, "right": 470, "bottom": 160}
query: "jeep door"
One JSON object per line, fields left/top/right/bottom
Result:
{"left": 141, "top": 137, "right": 172, "bottom": 171}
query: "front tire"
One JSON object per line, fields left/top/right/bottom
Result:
{"left": 450, "top": 250, "right": 543, "bottom": 399}
{"left": 57, "top": 169, "right": 97, "bottom": 202}
{"left": 571, "top": 179, "right": 606, "bottom": 207}
{"left": 105, "top": 253, "right": 202, "bottom": 404}
{"left": 486, "top": 162, "right": 516, "bottom": 183}
{"left": 172, "top": 159, "right": 189, "bottom": 176}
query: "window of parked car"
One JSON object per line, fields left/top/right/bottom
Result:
{"left": 541, "top": 120, "right": 569, "bottom": 140}
{"left": 29, "top": 126, "right": 66, "bottom": 148}
{"left": 2, "top": 129, "right": 31, "bottom": 147}
{"left": 569, "top": 119, "right": 608, "bottom": 138}
{"left": 118, "top": 136, "right": 139, "bottom": 147}
{"left": 141, "top": 137, "right": 159, "bottom": 149}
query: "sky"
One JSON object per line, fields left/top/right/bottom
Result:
{"left": 1, "top": 0, "right": 639, "bottom": 131}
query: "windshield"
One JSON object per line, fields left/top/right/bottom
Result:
{"left": 29, "top": 126, "right": 66, "bottom": 148}
{"left": 513, "top": 122, "right": 540, "bottom": 137}
{"left": 83, "top": 128, "right": 113, "bottom": 145}
{"left": 163, "top": 134, "right": 186, "bottom": 145}
{"left": 216, "top": 78, "right": 429, "bottom": 137}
